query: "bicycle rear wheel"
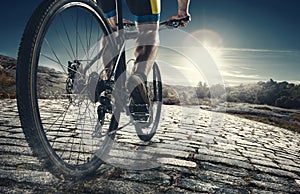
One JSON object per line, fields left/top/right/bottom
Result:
{"left": 17, "top": 0, "right": 118, "bottom": 180}
{"left": 135, "top": 62, "right": 163, "bottom": 141}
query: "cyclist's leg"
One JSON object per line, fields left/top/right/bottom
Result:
{"left": 126, "top": 0, "right": 161, "bottom": 77}
{"left": 133, "top": 23, "right": 159, "bottom": 77}
{"left": 126, "top": 22, "right": 159, "bottom": 105}
{"left": 97, "top": 0, "right": 118, "bottom": 79}
{"left": 98, "top": 0, "right": 117, "bottom": 30}
{"left": 126, "top": 0, "right": 160, "bottom": 113}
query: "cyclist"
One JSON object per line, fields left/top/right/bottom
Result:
{"left": 98, "top": 0, "right": 191, "bottom": 116}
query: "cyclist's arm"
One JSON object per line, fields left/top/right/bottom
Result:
{"left": 167, "top": 0, "right": 191, "bottom": 27}
{"left": 177, "top": 0, "right": 190, "bottom": 18}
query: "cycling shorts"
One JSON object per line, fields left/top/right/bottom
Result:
{"left": 98, "top": 0, "right": 161, "bottom": 22}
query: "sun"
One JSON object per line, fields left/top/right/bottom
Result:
{"left": 189, "top": 29, "right": 224, "bottom": 60}
{"left": 191, "top": 29, "right": 223, "bottom": 48}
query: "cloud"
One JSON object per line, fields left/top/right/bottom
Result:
{"left": 221, "top": 71, "right": 260, "bottom": 79}
{"left": 219, "top": 47, "right": 300, "bottom": 54}
{"left": 212, "top": 47, "right": 300, "bottom": 86}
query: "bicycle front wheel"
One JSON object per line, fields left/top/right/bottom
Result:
{"left": 135, "top": 62, "right": 163, "bottom": 141}
{"left": 17, "top": 0, "right": 118, "bottom": 180}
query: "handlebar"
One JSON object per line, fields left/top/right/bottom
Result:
{"left": 160, "top": 16, "right": 191, "bottom": 28}
{"left": 117, "top": 16, "right": 191, "bottom": 40}
{"left": 121, "top": 16, "right": 191, "bottom": 30}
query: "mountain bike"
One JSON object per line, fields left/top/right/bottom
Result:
{"left": 16, "top": 0, "right": 189, "bottom": 180}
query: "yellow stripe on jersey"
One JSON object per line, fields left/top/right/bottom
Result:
{"left": 150, "top": 0, "right": 161, "bottom": 14}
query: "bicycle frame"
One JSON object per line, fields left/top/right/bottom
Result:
{"left": 82, "top": 0, "right": 126, "bottom": 86}
{"left": 83, "top": 0, "right": 189, "bottom": 83}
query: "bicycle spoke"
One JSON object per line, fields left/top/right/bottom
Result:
{"left": 70, "top": 12, "right": 88, "bottom": 59}
{"left": 96, "top": 121, "right": 131, "bottom": 138}
{"left": 88, "top": 18, "right": 93, "bottom": 54}
{"left": 53, "top": 25, "right": 74, "bottom": 60}
{"left": 89, "top": 31, "right": 101, "bottom": 60}
{"left": 76, "top": 101, "right": 89, "bottom": 164}
{"left": 85, "top": 18, "right": 90, "bottom": 60}
{"left": 77, "top": 31, "right": 89, "bottom": 59}
{"left": 86, "top": 17, "right": 94, "bottom": 60}
{"left": 59, "top": 13, "right": 76, "bottom": 60}
{"left": 75, "top": 8, "right": 79, "bottom": 59}
{"left": 83, "top": 99, "right": 97, "bottom": 121}
{"left": 49, "top": 103, "right": 70, "bottom": 148}
{"left": 67, "top": 134, "right": 76, "bottom": 163}
{"left": 44, "top": 38, "right": 67, "bottom": 74}
{"left": 45, "top": 103, "right": 71, "bottom": 132}
{"left": 41, "top": 52, "right": 85, "bottom": 78}
{"left": 83, "top": 44, "right": 106, "bottom": 74}
{"left": 41, "top": 53, "right": 61, "bottom": 67}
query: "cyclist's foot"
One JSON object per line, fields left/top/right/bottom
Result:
{"left": 126, "top": 73, "right": 150, "bottom": 121}
{"left": 127, "top": 73, "right": 149, "bottom": 104}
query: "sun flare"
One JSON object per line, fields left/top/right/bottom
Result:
{"left": 190, "top": 29, "right": 224, "bottom": 65}
{"left": 191, "top": 29, "right": 223, "bottom": 48}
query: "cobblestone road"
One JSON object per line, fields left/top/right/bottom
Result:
{"left": 1, "top": 100, "right": 300, "bottom": 193}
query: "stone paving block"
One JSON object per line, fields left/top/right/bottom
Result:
{"left": 196, "top": 170, "right": 248, "bottom": 186}
{"left": 200, "top": 162, "right": 249, "bottom": 177}
{"left": 243, "top": 145, "right": 276, "bottom": 156}
{"left": 158, "top": 158, "right": 197, "bottom": 168}
{"left": 250, "top": 172, "right": 298, "bottom": 191}
{"left": 164, "top": 187, "right": 199, "bottom": 194}
{"left": 248, "top": 179, "right": 298, "bottom": 193}
{"left": 235, "top": 139, "right": 263, "bottom": 148}
{"left": 278, "top": 164, "right": 300, "bottom": 175}
{"left": 249, "top": 158, "right": 280, "bottom": 168}
{"left": 154, "top": 142, "right": 196, "bottom": 153}
{"left": 196, "top": 146, "right": 248, "bottom": 163}
{"left": 0, "top": 145, "right": 32, "bottom": 156}
{"left": 253, "top": 165, "right": 300, "bottom": 179}
{"left": 160, "top": 164, "right": 195, "bottom": 176}
{"left": 121, "top": 170, "right": 171, "bottom": 185}
{"left": 250, "top": 188, "right": 285, "bottom": 194}
{"left": 0, "top": 169, "right": 56, "bottom": 185}
{"left": 140, "top": 146, "right": 190, "bottom": 158}
{"left": 177, "top": 140, "right": 209, "bottom": 151}
{"left": 194, "top": 154, "right": 254, "bottom": 170}
{"left": 274, "top": 157, "right": 299, "bottom": 168}
{"left": 0, "top": 154, "right": 41, "bottom": 170}
{"left": 275, "top": 151, "right": 300, "bottom": 162}
{"left": 176, "top": 178, "right": 249, "bottom": 193}
{"left": 176, "top": 178, "right": 220, "bottom": 192}
{"left": 1, "top": 100, "right": 300, "bottom": 193}
{"left": 208, "top": 142, "right": 243, "bottom": 152}
{"left": 0, "top": 137, "right": 28, "bottom": 147}
{"left": 238, "top": 148, "right": 267, "bottom": 158}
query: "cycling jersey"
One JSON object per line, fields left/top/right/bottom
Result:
{"left": 98, "top": 0, "right": 161, "bottom": 22}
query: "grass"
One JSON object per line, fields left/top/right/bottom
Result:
{"left": 230, "top": 113, "right": 300, "bottom": 134}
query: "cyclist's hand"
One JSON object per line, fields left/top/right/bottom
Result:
{"left": 167, "top": 14, "right": 191, "bottom": 28}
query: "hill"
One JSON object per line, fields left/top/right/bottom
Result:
{"left": 0, "top": 55, "right": 16, "bottom": 98}
{"left": 0, "top": 55, "right": 66, "bottom": 99}
{"left": 1, "top": 55, "right": 299, "bottom": 110}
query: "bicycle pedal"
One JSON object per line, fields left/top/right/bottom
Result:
{"left": 129, "top": 104, "right": 150, "bottom": 121}
{"left": 131, "top": 112, "right": 149, "bottom": 122}
{"left": 129, "top": 104, "right": 149, "bottom": 113}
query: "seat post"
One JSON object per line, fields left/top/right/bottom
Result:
{"left": 116, "top": 0, "right": 124, "bottom": 30}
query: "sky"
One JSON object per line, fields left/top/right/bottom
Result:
{"left": 0, "top": 0, "right": 300, "bottom": 86}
